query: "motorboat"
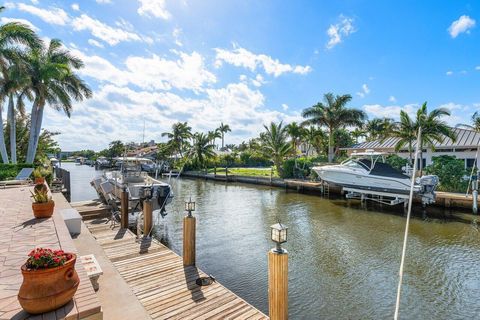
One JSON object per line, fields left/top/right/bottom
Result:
{"left": 312, "top": 151, "right": 439, "bottom": 205}
{"left": 91, "top": 157, "right": 174, "bottom": 215}
{"left": 95, "top": 156, "right": 110, "bottom": 169}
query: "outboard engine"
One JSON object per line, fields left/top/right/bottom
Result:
{"left": 138, "top": 186, "right": 154, "bottom": 208}
{"left": 417, "top": 175, "right": 439, "bottom": 205}
{"left": 156, "top": 185, "right": 171, "bottom": 216}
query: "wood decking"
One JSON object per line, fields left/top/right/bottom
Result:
{"left": 85, "top": 220, "right": 268, "bottom": 320}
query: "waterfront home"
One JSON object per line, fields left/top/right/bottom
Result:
{"left": 343, "top": 127, "right": 480, "bottom": 169}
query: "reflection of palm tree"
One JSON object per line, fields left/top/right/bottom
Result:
{"left": 286, "top": 122, "right": 303, "bottom": 155}
{"left": 260, "top": 122, "right": 291, "bottom": 177}
{"left": 218, "top": 122, "right": 231, "bottom": 149}
{"left": 25, "top": 39, "right": 92, "bottom": 163}
{"left": 0, "top": 16, "right": 41, "bottom": 163}
{"left": 161, "top": 122, "right": 192, "bottom": 157}
{"left": 188, "top": 132, "right": 215, "bottom": 168}
{"left": 302, "top": 93, "right": 366, "bottom": 162}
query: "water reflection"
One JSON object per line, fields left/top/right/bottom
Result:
{"left": 67, "top": 165, "right": 480, "bottom": 319}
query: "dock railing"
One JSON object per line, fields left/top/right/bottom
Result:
{"left": 55, "top": 166, "right": 71, "bottom": 202}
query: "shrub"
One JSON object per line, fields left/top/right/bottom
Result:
{"left": 385, "top": 154, "right": 408, "bottom": 170}
{"left": 425, "top": 155, "right": 469, "bottom": 193}
{"left": 0, "top": 163, "right": 33, "bottom": 181}
{"left": 282, "top": 157, "right": 314, "bottom": 179}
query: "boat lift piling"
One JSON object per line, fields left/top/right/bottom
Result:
{"left": 472, "top": 172, "right": 478, "bottom": 214}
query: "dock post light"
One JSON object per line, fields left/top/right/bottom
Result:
{"left": 183, "top": 198, "right": 196, "bottom": 266}
{"left": 268, "top": 223, "right": 288, "bottom": 320}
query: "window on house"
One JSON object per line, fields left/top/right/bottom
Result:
{"left": 466, "top": 158, "right": 476, "bottom": 168}
{"left": 416, "top": 158, "right": 426, "bottom": 170}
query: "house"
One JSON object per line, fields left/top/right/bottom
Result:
{"left": 342, "top": 127, "right": 480, "bottom": 169}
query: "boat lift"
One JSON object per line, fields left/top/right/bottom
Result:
{"left": 343, "top": 187, "right": 410, "bottom": 207}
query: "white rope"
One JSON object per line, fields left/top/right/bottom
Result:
{"left": 394, "top": 127, "right": 422, "bottom": 320}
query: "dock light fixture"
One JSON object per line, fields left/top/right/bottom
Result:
{"left": 270, "top": 223, "right": 288, "bottom": 253}
{"left": 185, "top": 198, "right": 196, "bottom": 217}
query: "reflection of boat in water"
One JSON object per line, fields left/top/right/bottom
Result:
{"left": 91, "top": 157, "right": 173, "bottom": 215}
{"left": 312, "top": 151, "right": 439, "bottom": 205}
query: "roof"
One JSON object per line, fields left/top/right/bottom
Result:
{"left": 344, "top": 127, "right": 480, "bottom": 151}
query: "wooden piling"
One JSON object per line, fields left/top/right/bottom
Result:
{"left": 183, "top": 216, "right": 196, "bottom": 266}
{"left": 268, "top": 249, "right": 288, "bottom": 320}
{"left": 121, "top": 188, "right": 129, "bottom": 228}
{"left": 143, "top": 199, "right": 153, "bottom": 236}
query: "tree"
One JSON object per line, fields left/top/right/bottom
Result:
{"left": 302, "top": 126, "right": 325, "bottom": 156}
{"left": 457, "top": 111, "right": 480, "bottom": 132}
{"left": 161, "top": 122, "right": 192, "bottom": 157}
{"left": 365, "top": 118, "right": 394, "bottom": 141}
{"left": 286, "top": 122, "right": 304, "bottom": 155}
{"left": 207, "top": 129, "right": 221, "bottom": 149}
{"left": 218, "top": 122, "right": 231, "bottom": 150}
{"left": 24, "top": 39, "right": 92, "bottom": 163}
{"left": 0, "top": 15, "right": 42, "bottom": 163}
{"left": 302, "top": 93, "right": 366, "bottom": 162}
{"left": 106, "top": 140, "right": 125, "bottom": 159}
{"left": 391, "top": 110, "right": 416, "bottom": 164}
{"left": 415, "top": 102, "right": 456, "bottom": 174}
{"left": 260, "top": 122, "right": 292, "bottom": 177}
{"left": 188, "top": 132, "right": 215, "bottom": 169}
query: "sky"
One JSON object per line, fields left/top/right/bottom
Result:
{"left": 2, "top": 0, "right": 480, "bottom": 151}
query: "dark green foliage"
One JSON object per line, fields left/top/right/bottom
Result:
{"left": 0, "top": 163, "right": 33, "bottom": 180}
{"left": 425, "top": 156, "right": 468, "bottom": 193}
{"left": 282, "top": 157, "right": 314, "bottom": 179}
{"left": 239, "top": 152, "right": 271, "bottom": 167}
{"left": 385, "top": 154, "right": 408, "bottom": 170}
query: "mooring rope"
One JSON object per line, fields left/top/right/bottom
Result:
{"left": 394, "top": 127, "right": 422, "bottom": 320}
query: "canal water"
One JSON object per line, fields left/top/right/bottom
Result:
{"left": 62, "top": 163, "right": 480, "bottom": 319}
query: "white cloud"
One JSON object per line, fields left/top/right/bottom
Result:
{"left": 389, "top": 96, "right": 397, "bottom": 103}
{"left": 476, "top": 66, "right": 480, "bottom": 70}
{"left": 448, "top": 15, "right": 476, "bottom": 38}
{"left": 446, "top": 71, "right": 453, "bottom": 76}
{"left": 0, "top": 17, "right": 39, "bottom": 31}
{"left": 72, "top": 14, "right": 143, "bottom": 46}
{"left": 251, "top": 74, "right": 265, "bottom": 87}
{"left": 282, "top": 103, "right": 289, "bottom": 111}
{"left": 88, "top": 39, "right": 104, "bottom": 48}
{"left": 326, "top": 15, "right": 355, "bottom": 49}
{"left": 363, "top": 103, "right": 419, "bottom": 119}
{"left": 17, "top": 3, "right": 69, "bottom": 25}
{"left": 30, "top": 0, "right": 38, "bottom": 4}
{"left": 172, "top": 27, "right": 183, "bottom": 46}
{"left": 214, "top": 46, "right": 312, "bottom": 77}
{"left": 71, "top": 3, "right": 80, "bottom": 11}
{"left": 137, "top": 0, "right": 171, "bottom": 20}
{"left": 356, "top": 83, "right": 370, "bottom": 98}
{"left": 96, "top": 0, "right": 112, "bottom": 3}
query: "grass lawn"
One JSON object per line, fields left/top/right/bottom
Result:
{"left": 207, "top": 167, "right": 279, "bottom": 178}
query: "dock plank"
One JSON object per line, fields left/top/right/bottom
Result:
{"left": 85, "top": 221, "right": 268, "bottom": 320}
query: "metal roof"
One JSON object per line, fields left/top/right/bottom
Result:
{"left": 344, "top": 127, "right": 480, "bottom": 150}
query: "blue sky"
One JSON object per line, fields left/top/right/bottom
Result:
{"left": 2, "top": 0, "right": 480, "bottom": 150}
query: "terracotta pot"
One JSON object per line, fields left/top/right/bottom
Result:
{"left": 32, "top": 200, "right": 55, "bottom": 219}
{"left": 18, "top": 254, "right": 79, "bottom": 314}
{"left": 34, "top": 177, "right": 45, "bottom": 185}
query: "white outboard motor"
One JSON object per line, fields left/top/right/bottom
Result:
{"left": 417, "top": 175, "right": 439, "bottom": 205}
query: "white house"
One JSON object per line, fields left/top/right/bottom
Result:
{"left": 342, "top": 127, "right": 480, "bottom": 169}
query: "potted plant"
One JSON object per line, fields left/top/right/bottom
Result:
{"left": 33, "top": 167, "right": 45, "bottom": 185}
{"left": 31, "top": 187, "right": 55, "bottom": 219}
{"left": 18, "top": 248, "right": 79, "bottom": 314}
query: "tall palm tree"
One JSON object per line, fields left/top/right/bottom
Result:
{"left": 391, "top": 110, "right": 416, "bottom": 164}
{"left": 302, "top": 126, "right": 325, "bottom": 156}
{"left": 217, "top": 122, "right": 231, "bottom": 150}
{"left": 457, "top": 112, "right": 480, "bottom": 132}
{"left": 188, "top": 132, "right": 215, "bottom": 169}
{"left": 161, "top": 121, "right": 192, "bottom": 157}
{"left": 24, "top": 39, "right": 92, "bottom": 163}
{"left": 365, "top": 117, "right": 394, "bottom": 141}
{"left": 415, "top": 102, "right": 456, "bottom": 173}
{"left": 351, "top": 128, "right": 366, "bottom": 144}
{"left": 286, "top": 122, "right": 304, "bottom": 155}
{"left": 260, "top": 122, "right": 291, "bottom": 177}
{"left": 302, "top": 93, "right": 366, "bottom": 162}
{"left": 207, "top": 129, "right": 221, "bottom": 149}
{"left": 0, "top": 17, "right": 41, "bottom": 163}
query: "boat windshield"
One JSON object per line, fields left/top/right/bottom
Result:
{"left": 342, "top": 159, "right": 369, "bottom": 170}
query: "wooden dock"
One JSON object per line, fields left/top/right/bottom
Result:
{"left": 84, "top": 220, "right": 268, "bottom": 319}
{"left": 71, "top": 200, "right": 110, "bottom": 220}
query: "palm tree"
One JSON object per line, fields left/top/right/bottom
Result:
{"left": 0, "top": 17, "right": 42, "bottom": 163}
{"left": 351, "top": 128, "right": 366, "bottom": 144}
{"left": 260, "top": 122, "right": 291, "bottom": 177}
{"left": 161, "top": 122, "right": 192, "bottom": 157}
{"left": 286, "top": 122, "right": 304, "bottom": 155}
{"left": 302, "top": 93, "right": 366, "bottom": 162}
{"left": 302, "top": 126, "right": 325, "bottom": 156}
{"left": 365, "top": 118, "right": 394, "bottom": 141}
{"left": 188, "top": 132, "right": 215, "bottom": 169}
{"left": 24, "top": 39, "right": 92, "bottom": 163}
{"left": 218, "top": 122, "right": 231, "bottom": 150}
{"left": 415, "top": 102, "right": 456, "bottom": 173}
{"left": 457, "top": 112, "right": 480, "bottom": 132}
{"left": 391, "top": 110, "right": 416, "bottom": 164}
{"left": 207, "top": 129, "right": 221, "bottom": 149}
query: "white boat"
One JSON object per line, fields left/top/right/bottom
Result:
{"left": 91, "top": 157, "right": 173, "bottom": 214}
{"left": 312, "top": 151, "right": 439, "bottom": 204}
